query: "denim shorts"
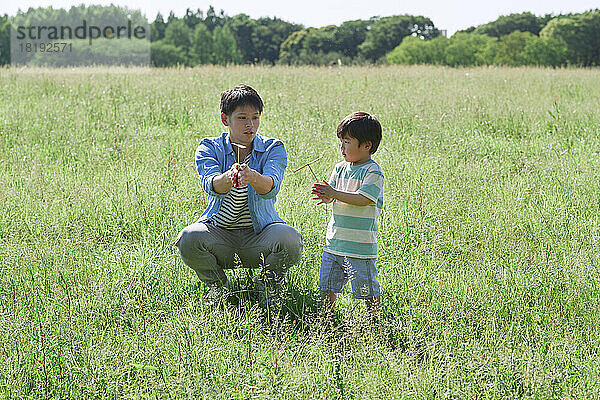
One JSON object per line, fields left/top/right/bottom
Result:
{"left": 319, "top": 251, "right": 381, "bottom": 299}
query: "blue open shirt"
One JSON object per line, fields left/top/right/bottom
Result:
{"left": 195, "top": 132, "right": 288, "bottom": 233}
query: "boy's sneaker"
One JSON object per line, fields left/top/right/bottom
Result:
{"left": 204, "top": 281, "right": 230, "bottom": 308}
{"left": 253, "top": 274, "right": 281, "bottom": 309}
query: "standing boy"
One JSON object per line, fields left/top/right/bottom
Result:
{"left": 311, "top": 112, "right": 384, "bottom": 317}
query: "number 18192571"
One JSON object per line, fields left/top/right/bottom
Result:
{"left": 19, "top": 43, "right": 73, "bottom": 53}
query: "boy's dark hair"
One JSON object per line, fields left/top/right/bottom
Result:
{"left": 336, "top": 112, "right": 382, "bottom": 154}
{"left": 220, "top": 84, "right": 264, "bottom": 116}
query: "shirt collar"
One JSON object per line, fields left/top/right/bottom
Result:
{"left": 222, "top": 132, "right": 234, "bottom": 155}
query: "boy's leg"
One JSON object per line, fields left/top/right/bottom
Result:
{"left": 320, "top": 291, "right": 338, "bottom": 314}
{"left": 365, "top": 296, "right": 380, "bottom": 318}
{"left": 236, "top": 223, "right": 302, "bottom": 307}
{"left": 174, "top": 222, "right": 238, "bottom": 286}
{"left": 347, "top": 257, "right": 381, "bottom": 318}
{"left": 238, "top": 223, "right": 303, "bottom": 281}
{"left": 318, "top": 252, "right": 349, "bottom": 313}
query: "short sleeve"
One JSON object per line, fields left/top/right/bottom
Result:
{"left": 328, "top": 168, "right": 338, "bottom": 188}
{"left": 357, "top": 167, "right": 384, "bottom": 203}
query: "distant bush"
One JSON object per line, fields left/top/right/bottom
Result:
{"left": 523, "top": 36, "right": 567, "bottom": 67}
{"left": 387, "top": 29, "right": 569, "bottom": 67}
{"left": 494, "top": 31, "right": 535, "bottom": 66}
{"left": 386, "top": 36, "right": 448, "bottom": 65}
{"left": 445, "top": 33, "right": 497, "bottom": 66}
{"left": 387, "top": 32, "right": 498, "bottom": 67}
{"left": 151, "top": 40, "right": 187, "bottom": 67}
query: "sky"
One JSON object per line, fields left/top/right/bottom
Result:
{"left": 2, "top": 0, "right": 599, "bottom": 35}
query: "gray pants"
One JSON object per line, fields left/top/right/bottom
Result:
{"left": 175, "top": 222, "right": 303, "bottom": 286}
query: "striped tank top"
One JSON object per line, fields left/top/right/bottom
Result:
{"left": 210, "top": 154, "right": 253, "bottom": 229}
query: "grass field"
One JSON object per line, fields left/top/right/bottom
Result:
{"left": 1, "top": 65, "right": 600, "bottom": 399}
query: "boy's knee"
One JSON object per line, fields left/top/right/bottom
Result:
{"left": 175, "top": 224, "right": 211, "bottom": 256}
{"left": 274, "top": 225, "right": 303, "bottom": 262}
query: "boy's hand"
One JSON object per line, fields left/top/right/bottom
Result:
{"left": 230, "top": 163, "right": 241, "bottom": 188}
{"left": 311, "top": 180, "right": 335, "bottom": 205}
{"left": 230, "top": 164, "right": 274, "bottom": 194}
{"left": 235, "top": 164, "right": 259, "bottom": 188}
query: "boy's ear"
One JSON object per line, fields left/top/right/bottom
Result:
{"left": 363, "top": 141, "right": 372, "bottom": 151}
{"left": 220, "top": 113, "right": 229, "bottom": 126}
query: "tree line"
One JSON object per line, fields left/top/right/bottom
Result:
{"left": 148, "top": 9, "right": 439, "bottom": 66}
{"left": 0, "top": 6, "right": 598, "bottom": 67}
{"left": 387, "top": 11, "right": 600, "bottom": 67}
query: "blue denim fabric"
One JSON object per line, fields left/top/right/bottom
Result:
{"left": 319, "top": 251, "right": 381, "bottom": 299}
{"left": 195, "top": 132, "right": 287, "bottom": 233}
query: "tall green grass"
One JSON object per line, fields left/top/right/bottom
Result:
{"left": 1, "top": 65, "right": 599, "bottom": 398}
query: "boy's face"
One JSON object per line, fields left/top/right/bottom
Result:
{"left": 339, "top": 133, "right": 372, "bottom": 165}
{"left": 221, "top": 104, "right": 261, "bottom": 148}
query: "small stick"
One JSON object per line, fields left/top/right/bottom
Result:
{"left": 294, "top": 155, "right": 328, "bottom": 216}
{"left": 231, "top": 143, "right": 247, "bottom": 163}
{"left": 293, "top": 155, "right": 323, "bottom": 175}
{"left": 292, "top": 155, "right": 323, "bottom": 173}
{"left": 307, "top": 164, "right": 318, "bottom": 181}
{"left": 231, "top": 143, "right": 247, "bottom": 187}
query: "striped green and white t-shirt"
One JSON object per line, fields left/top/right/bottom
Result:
{"left": 324, "top": 159, "right": 384, "bottom": 259}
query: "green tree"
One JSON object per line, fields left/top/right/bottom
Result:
{"left": 151, "top": 40, "right": 186, "bottom": 66}
{"left": 541, "top": 10, "right": 600, "bottom": 66}
{"left": 279, "top": 28, "right": 314, "bottom": 63}
{"left": 151, "top": 13, "right": 167, "bottom": 41}
{"left": 278, "top": 27, "right": 345, "bottom": 65}
{"left": 224, "top": 14, "right": 301, "bottom": 64}
{"left": 11, "top": 5, "right": 149, "bottom": 66}
{"left": 456, "top": 26, "right": 476, "bottom": 34}
{"left": 163, "top": 19, "right": 193, "bottom": 64}
{"left": 227, "top": 14, "right": 257, "bottom": 63}
{"left": 190, "top": 23, "right": 213, "bottom": 64}
{"left": 445, "top": 32, "right": 497, "bottom": 66}
{"left": 252, "top": 17, "right": 302, "bottom": 64}
{"left": 494, "top": 31, "right": 535, "bottom": 66}
{"left": 358, "top": 15, "right": 439, "bottom": 61}
{"left": 212, "top": 26, "right": 242, "bottom": 65}
{"left": 387, "top": 35, "right": 449, "bottom": 65}
{"left": 0, "top": 14, "right": 10, "bottom": 65}
{"left": 428, "top": 36, "right": 451, "bottom": 64}
{"left": 334, "top": 19, "right": 371, "bottom": 58}
{"left": 474, "top": 12, "right": 547, "bottom": 37}
{"left": 183, "top": 8, "right": 203, "bottom": 29}
{"left": 303, "top": 25, "right": 336, "bottom": 53}
{"left": 167, "top": 11, "right": 177, "bottom": 24}
{"left": 204, "top": 6, "right": 225, "bottom": 32}
{"left": 386, "top": 36, "right": 426, "bottom": 64}
{"left": 164, "top": 19, "right": 193, "bottom": 49}
{"left": 278, "top": 19, "right": 371, "bottom": 64}
{"left": 523, "top": 35, "right": 567, "bottom": 66}
{"left": 12, "top": 4, "right": 146, "bottom": 28}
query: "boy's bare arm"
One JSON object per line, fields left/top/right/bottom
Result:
{"left": 312, "top": 181, "right": 374, "bottom": 206}
{"left": 331, "top": 189, "right": 374, "bottom": 206}
{"left": 212, "top": 168, "right": 235, "bottom": 194}
{"left": 237, "top": 164, "right": 274, "bottom": 194}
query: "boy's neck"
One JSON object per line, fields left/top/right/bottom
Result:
{"left": 350, "top": 156, "right": 371, "bottom": 166}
